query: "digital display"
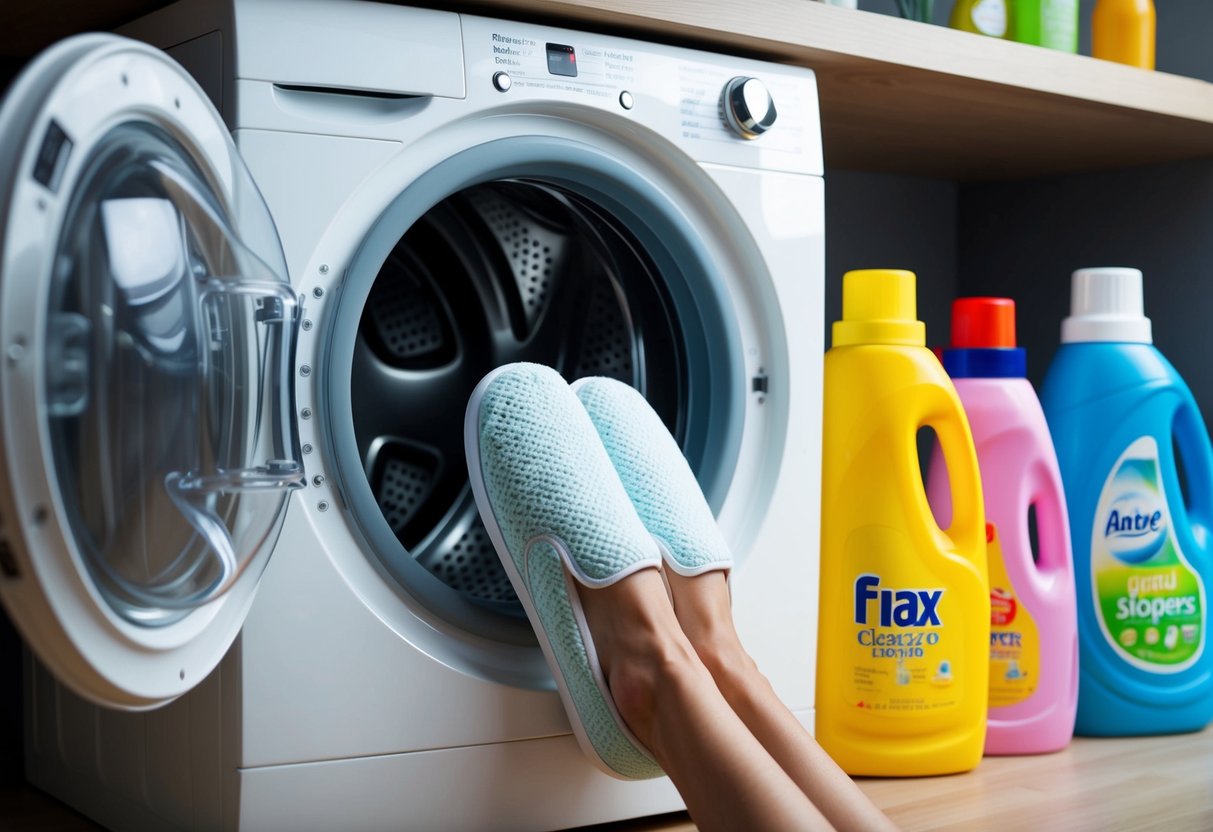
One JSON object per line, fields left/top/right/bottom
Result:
{"left": 546, "top": 43, "right": 578, "bottom": 78}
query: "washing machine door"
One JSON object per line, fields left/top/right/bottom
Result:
{"left": 0, "top": 35, "right": 304, "bottom": 709}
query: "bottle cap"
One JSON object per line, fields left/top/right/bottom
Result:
{"left": 1061, "top": 267, "right": 1153, "bottom": 344}
{"left": 951, "top": 297, "right": 1016, "bottom": 348}
{"left": 942, "top": 297, "right": 1027, "bottom": 377}
{"left": 832, "top": 269, "right": 926, "bottom": 347}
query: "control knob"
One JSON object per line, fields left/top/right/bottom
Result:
{"left": 722, "top": 76, "right": 777, "bottom": 139}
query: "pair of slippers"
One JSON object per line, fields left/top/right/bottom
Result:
{"left": 464, "top": 363, "right": 732, "bottom": 780}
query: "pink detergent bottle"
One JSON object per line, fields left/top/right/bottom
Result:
{"left": 928, "top": 298, "right": 1078, "bottom": 755}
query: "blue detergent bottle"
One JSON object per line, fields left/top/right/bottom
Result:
{"left": 1042, "top": 267, "right": 1213, "bottom": 736}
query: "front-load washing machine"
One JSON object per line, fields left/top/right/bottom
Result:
{"left": 0, "top": 1, "right": 824, "bottom": 828}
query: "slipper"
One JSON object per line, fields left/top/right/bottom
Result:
{"left": 464, "top": 363, "right": 664, "bottom": 780}
{"left": 572, "top": 377, "right": 732, "bottom": 577}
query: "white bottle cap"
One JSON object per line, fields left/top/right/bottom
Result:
{"left": 1061, "top": 267, "right": 1153, "bottom": 344}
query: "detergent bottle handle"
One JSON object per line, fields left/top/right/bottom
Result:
{"left": 1171, "top": 399, "right": 1213, "bottom": 550}
{"left": 915, "top": 386, "right": 985, "bottom": 563}
{"left": 1028, "top": 452, "right": 1072, "bottom": 575}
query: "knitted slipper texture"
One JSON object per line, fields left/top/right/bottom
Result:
{"left": 466, "top": 363, "right": 663, "bottom": 779}
{"left": 573, "top": 377, "right": 733, "bottom": 576}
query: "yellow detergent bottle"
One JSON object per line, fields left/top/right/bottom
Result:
{"left": 816, "top": 269, "right": 991, "bottom": 776}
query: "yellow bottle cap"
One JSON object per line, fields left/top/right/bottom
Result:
{"left": 832, "top": 269, "right": 926, "bottom": 347}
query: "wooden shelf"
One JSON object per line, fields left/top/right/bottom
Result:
{"left": 463, "top": 0, "right": 1213, "bottom": 180}
{"left": 4, "top": 1, "right": 1213, "bottom": 179}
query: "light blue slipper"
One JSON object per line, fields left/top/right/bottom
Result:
{"left": 464, "top": 363, "right": 664, "bottom": 780}
{"left": 572, "top": 377, "right": 733, "bottom": 577}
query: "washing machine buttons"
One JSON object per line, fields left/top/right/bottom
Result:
{"left": 619, "top": 90, "right": 634, "bottom": 110}
{"left": 722, "top": 76, "right": 777, "bottom": 139}
{"left": 492, "top": 71, "right": 512, "bottom": 92}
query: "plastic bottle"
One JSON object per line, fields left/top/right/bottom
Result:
{"left": 1042, "top": 268, "right": 1213, "bottom": 736}
{"left": 1010, "top": 0, "right": 1079, "bottom": 52}
{"left": 950, "top": 0, "right": 1008, "bottom": 38}
{"left": 927, "top": 298, "right": 1078, "bottom": 755}
{"left": 1092, "top": 0, "right": 1155, "bottom": 70}
{"left": 817, "top": 269, "right": 990, "bottom": 776}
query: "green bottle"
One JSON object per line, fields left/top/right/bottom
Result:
{"left": 1010, "top": 0, "right": 1079, "bottom": 52}
{"left": 950, "top": 0, "right": 1008, "bottom": 37}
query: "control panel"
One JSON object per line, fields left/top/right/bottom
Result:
{"left": 464, "top": 16, "right": 822, "bottom": 175}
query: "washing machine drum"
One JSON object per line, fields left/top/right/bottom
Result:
{"left": 351, "top": 180, "right": 686, "bottom": 614}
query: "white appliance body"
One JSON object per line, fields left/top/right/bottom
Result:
{"left": 17, "top": 2, "right": 825, "bottom": 829}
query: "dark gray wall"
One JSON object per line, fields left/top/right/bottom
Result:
{"left": 825, "top": 170, "right": 959, "bottom": 347}
{"left": 855, "top": 0, "right": 954, "bottom": 27}
{"left": 956, "top": 159, "right": 1213, "bottom": 417}
{"left": 830, "top": 160, "right": 1213, "bottom": 428}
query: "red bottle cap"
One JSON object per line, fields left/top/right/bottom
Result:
{"left": 951, "top": 297, "right": 1017, "bottom": 348}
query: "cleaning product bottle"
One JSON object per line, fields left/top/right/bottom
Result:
{"left": 1042, "top": 268, "right": 1213, "bottom": 736}
{"left": 1092, "top": 0, "right": 1155, "bottom": 69}
{"left": 950, "top": 0, "right": 1008, "bottom": 38}
{"left": 817, "top": 269, "right": 990, "bottom": 776}
{"left": 928, "top": 298, "right": 1078, "bottom": 755}
{"left": 1010, "top": 0, "right": 1079, "bottom": 52}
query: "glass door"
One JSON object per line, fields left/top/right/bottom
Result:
{"left": 0, "top": 34, "right": 303, "bottom": 709}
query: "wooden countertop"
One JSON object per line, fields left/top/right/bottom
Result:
{"left": 581, "top": 724, "right": 1213, "bottom": 831}
{"left": 858, "top": 726, "right": 1213, "bottom": 830}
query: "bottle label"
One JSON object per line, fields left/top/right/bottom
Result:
{"left": 971, "top": 0, "right": 1007, "bottom": 37}
{"left": 987, "top": 523, "right": 1040, "bottom": 707}
{"left": 843, "top": 525, "right": 959, "bottom": 717}
{"left": 1042, "top": 0, "right": 1077, "bottom": 48}
{"left": 1092, "top": 436, "right": 1206, "bottom": 672}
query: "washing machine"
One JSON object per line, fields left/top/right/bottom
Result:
{"left": 0, "top": 1, "right": 824, "bottom": 829}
